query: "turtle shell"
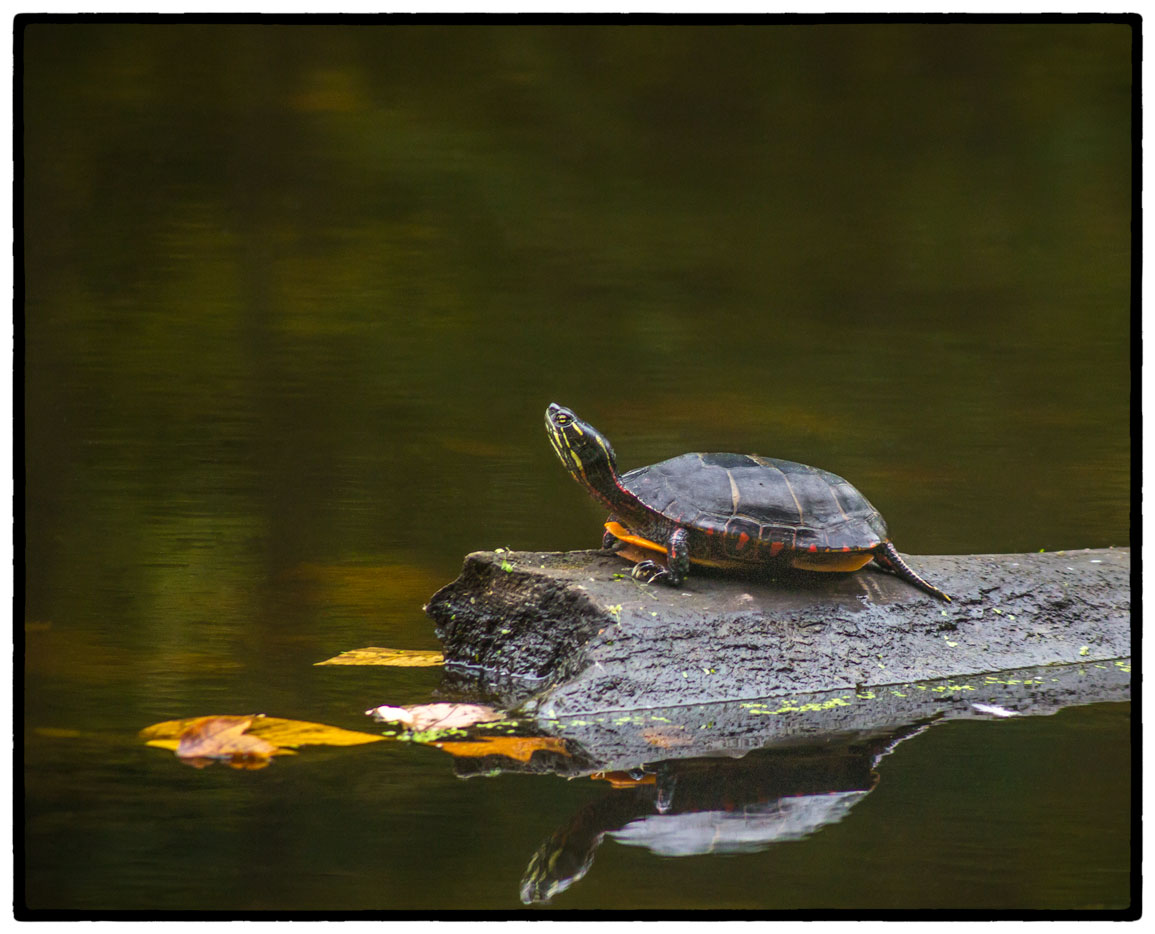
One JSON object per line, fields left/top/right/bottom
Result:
{"left": 620, "top": 452, "right": 888, "bottom": 554}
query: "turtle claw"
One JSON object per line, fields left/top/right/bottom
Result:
{"left": 630, "top": 560, "right": 669, "bottom": 585}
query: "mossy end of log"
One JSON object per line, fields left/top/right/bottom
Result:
{"left": 425, "top": 547, "right": 1130, "bottom": 715}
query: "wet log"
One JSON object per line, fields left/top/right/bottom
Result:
{"left": 426, "top": 547, "right": 1130, "bottom": 717}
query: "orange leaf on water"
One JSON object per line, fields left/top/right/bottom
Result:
{"left": 432, "top": 735, "right": 571, "bottom": 763}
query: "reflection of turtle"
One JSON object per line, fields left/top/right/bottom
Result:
{"left": 520, "top": 777, "right": 652, "bottom": 904}
{"left": 519, "top": 731, "right": 923, "bottom": 905}
{"left": 609, "top": 791, "right": 871, "bottom": 856}
{"left": 545, "top": 403, "right": 949, "bottom": 601}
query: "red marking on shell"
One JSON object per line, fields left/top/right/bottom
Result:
{"left": 737, "top": 532, "right": 750, "bottom": 550}
{"left": 808, "top": 544, "right": 818, "bottom": 552}
{"left": 768, "top": 542, "right": 784, "bottom": 557}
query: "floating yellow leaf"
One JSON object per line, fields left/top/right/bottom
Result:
{"left": 176, "top": 716, "right": 279, "bottom": 759}
{"left": 316, "top": 647, "right": 445, "bottom": 667}
{"left": 140, "top": 714, "right": 384, "bottom": 753}
{"left": 245, "top": 718, "right": 384, "bottom": 748}
{"left": 432, "top": 735, "right": 571, "bottom": 763}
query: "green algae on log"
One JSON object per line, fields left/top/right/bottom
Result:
{"left": 425, "top": 547, "right": 1130, "bottom": 717}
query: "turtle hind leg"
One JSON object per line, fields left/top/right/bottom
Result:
{"left": 873, "top": 542, "right": 951, "bottom": 603}
{"left": 631, "top": 527, "right": 691, "bottom": 588}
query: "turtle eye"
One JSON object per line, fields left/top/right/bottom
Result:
{"left": 556, "top": 413, "right": 570, "bottom": 425}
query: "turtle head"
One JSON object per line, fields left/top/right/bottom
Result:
{"left": 545, "top": 404, "right": 618, "bottom": 484}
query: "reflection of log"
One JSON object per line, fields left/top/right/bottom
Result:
{"left": 518, "top": 731, "right": 912, "bottom": 905}
{"left": 445, "top": 660, "right": 1130, "bottom": 779}
{"left": 426, "top": 547, "right": 1130, "bottom": 716}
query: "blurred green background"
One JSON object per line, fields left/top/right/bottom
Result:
{"left": 22, "top": 22, "right": 1131, "bottom": 912}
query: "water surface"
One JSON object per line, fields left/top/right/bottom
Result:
{"left": 22, "top": 22, "right": 1132, "bottom": 913}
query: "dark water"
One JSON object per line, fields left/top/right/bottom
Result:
{"left": 22, "top": 22, "right": 1132, "bottom": 913}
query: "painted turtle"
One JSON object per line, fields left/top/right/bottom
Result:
{"left": 545, "top": 403, "right": 950, "bottom": 602}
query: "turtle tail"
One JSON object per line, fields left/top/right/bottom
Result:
{"left": 873, "top": 542, "right": 951, "bottom": 603}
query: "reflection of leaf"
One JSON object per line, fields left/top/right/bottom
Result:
{"left": 591, "top": 771, "right": 657, "bottom": 788}
{"left": 181, "top": 754, "right": 273, "bottom": 771}
{"left": 140, "top": 715, "right": 384, "bottom": 756}
{"left": 316, "top": 647, "right": 444, "bottom": 667}
{"left": 432, "top": 735, "right": 571, "bottom": 763}
{"left": 641, "top": 726, "right": 692, "bottom": 748}
{"left": 365, "top": 703, "right": 499, "bottom": 730}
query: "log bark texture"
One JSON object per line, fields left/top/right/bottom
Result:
{"left": 426, "top": 547, "right": 1130, "bottom": 716}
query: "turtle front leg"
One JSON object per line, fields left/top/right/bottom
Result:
{"left": 630, "top": 527, "right": 691, "bottom": 587}
{"left": 664, "top": 527, "right": 691, "bottom": 586}
{"left": 602, "top": 526, "right": 624, "bottom": 551}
